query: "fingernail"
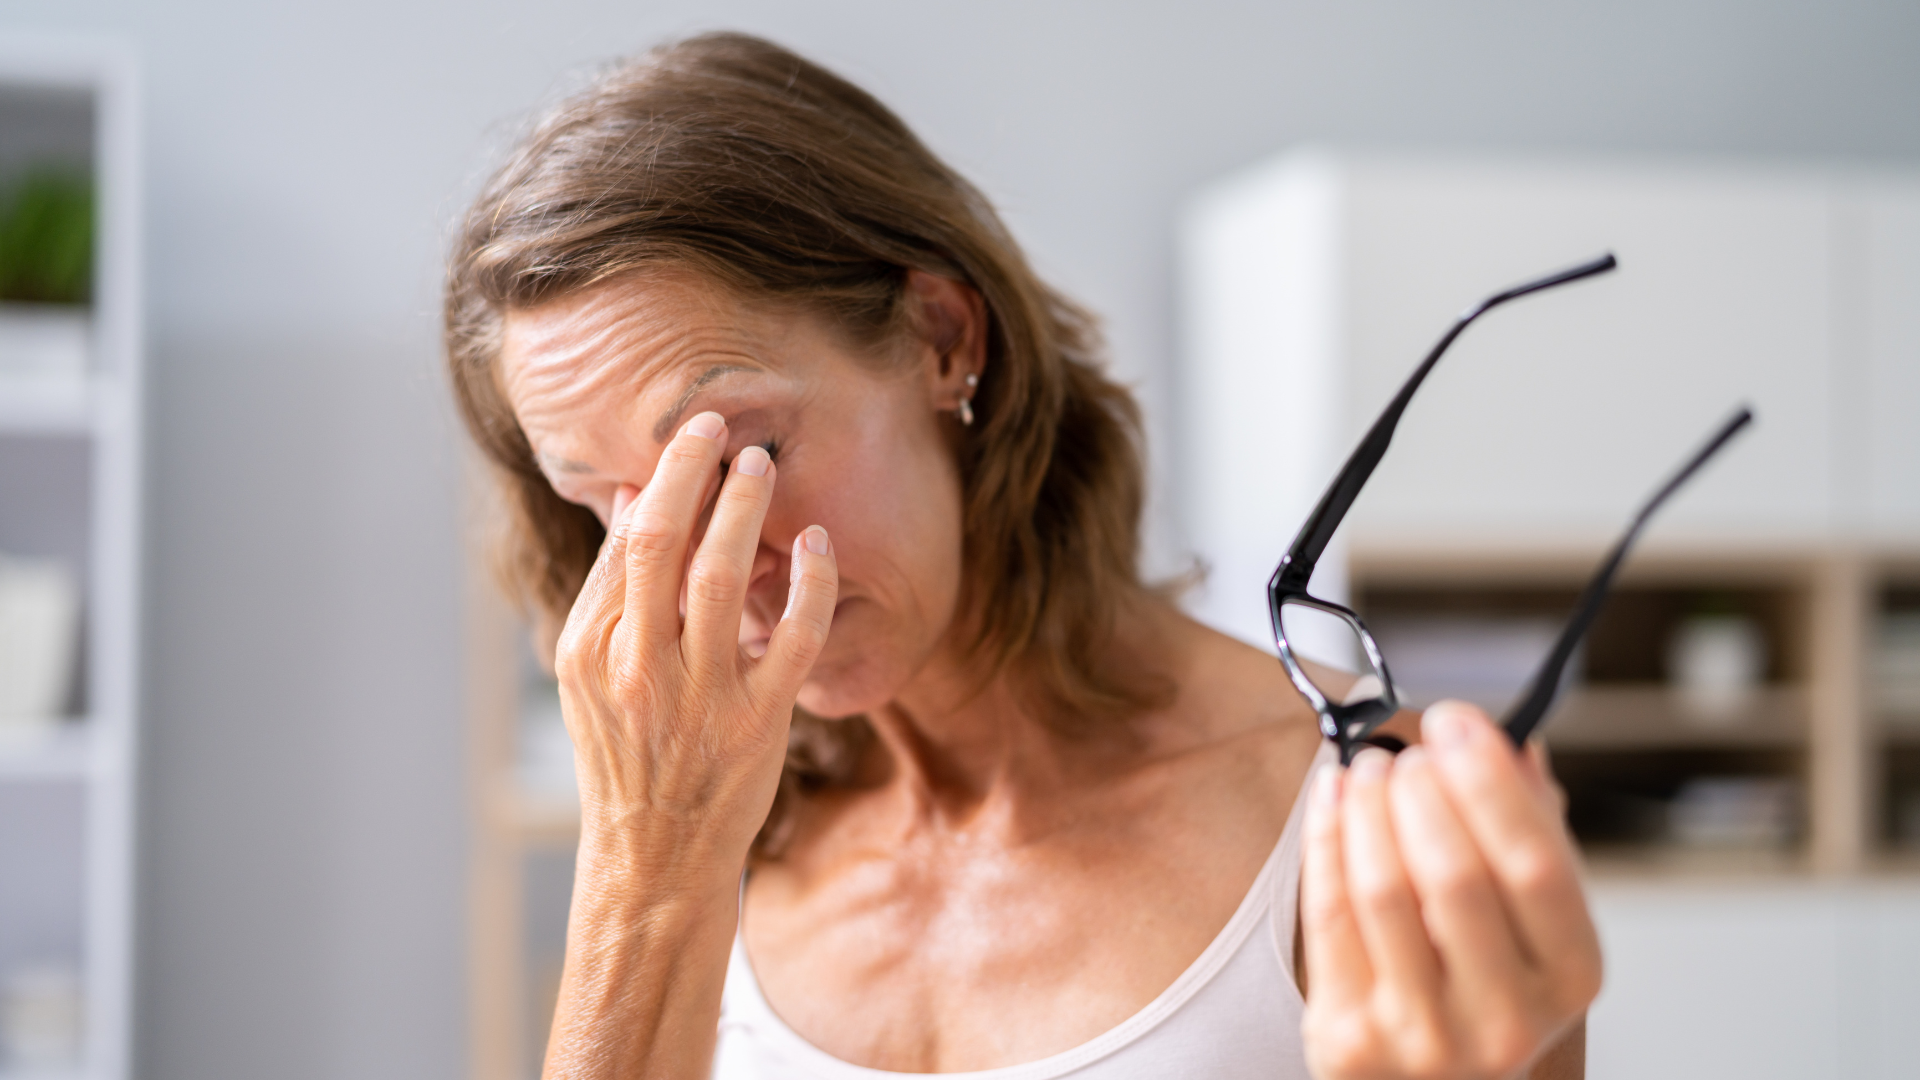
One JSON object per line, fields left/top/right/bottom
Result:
{"left": 733, "top": 445, "right": 770, "bottom": 477}
{"left": 1423, "top": 700, "right": 1477, "bottom": 751}
{"left": 1349, "top": 746, "right": 1392, "bottom": 784}
{"left": 803, "top": 525, "right": 831, "bottom": 555}
{"left": 685, "top": 411, "right": 725, "bottom": 440}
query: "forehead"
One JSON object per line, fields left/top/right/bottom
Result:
{"left": 498, "top": 270, "right": 771, "bottom": 420}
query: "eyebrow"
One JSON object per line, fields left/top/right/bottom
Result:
{"left": 652, "top": 364, "right": 752, "bottom": 442}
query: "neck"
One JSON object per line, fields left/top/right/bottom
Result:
{"left": 862, "top": 594, "right": 1181, "bottom": 832}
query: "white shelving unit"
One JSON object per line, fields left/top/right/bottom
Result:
{"left": 0, "top": 37, "right": 142, "bottom": 1080}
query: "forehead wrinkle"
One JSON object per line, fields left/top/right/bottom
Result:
{"left": 536, "top": 450, "right": 598, "bottom": 476}
{"left": 503, "top": 288, "right": 769, "bottom": 444}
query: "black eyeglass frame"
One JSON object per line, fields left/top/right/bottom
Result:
{"left": 1267, "top": 253, "right": 1754, "bottom": 763}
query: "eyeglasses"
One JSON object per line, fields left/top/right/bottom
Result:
{"left": 1267, "top": 253, "right": 1755, "bottom": 764}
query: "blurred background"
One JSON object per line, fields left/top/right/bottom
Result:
{"left": 1, "top": 2, "right": 1918, "bottom": 1079}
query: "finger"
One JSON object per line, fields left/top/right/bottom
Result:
{"left": 1300, "top": 762, "right": 1372, "bottom": 1007}
{"left": 611, "top": 482, "right": 640, "bottom": 524}
{"left": 555, "top": 489, "right": 643, "bottom": 673}
{"left": 1387, "top": 746, "right": 1529, "bottom": 1000}
{"left": 753, "top": 525, "right": 838, "bottom": 703}
{"left": 617, "top": 412, "right": 728, "bottom": 647}
{"left": 1340, "top": 748, "right": 1446, "bottom": 1020}
{"left": 1423, "top": 703, "right": 1601, "bottom": 996}
{"left": 682, "top": 445, "right": 775, "bottom": 675}
{"left": 1524, "top": 739, "right": 1570, "bottom": 818}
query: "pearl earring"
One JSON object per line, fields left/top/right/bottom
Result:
{"left": 956, "top": 373, "right": 978, "bottom": 426}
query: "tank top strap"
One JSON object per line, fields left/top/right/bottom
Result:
{"left": 1269, "top": 740, "right": 1339, "bottom": 987}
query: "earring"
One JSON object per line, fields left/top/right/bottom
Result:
{"left": 956, "top": 373, "right": 978, "bottom": 427}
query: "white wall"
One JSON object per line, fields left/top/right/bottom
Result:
{"left": 2, "top": 2, "right": 1918, "bottom": 1078}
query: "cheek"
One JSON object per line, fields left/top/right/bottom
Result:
{"left": 772, "top": 409, "right": 965, "bottom": 630}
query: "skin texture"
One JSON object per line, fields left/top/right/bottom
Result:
{"left": 499, "top": 268, "right": 1600, "bottom": 1079}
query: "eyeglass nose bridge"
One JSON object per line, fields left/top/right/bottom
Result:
{"left": 1269, "top": 588, "right": 1402, "bottom": 762}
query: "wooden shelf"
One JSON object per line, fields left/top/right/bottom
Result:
{"left": 1544, "top": 685, "right": 1807, "bottom": 750}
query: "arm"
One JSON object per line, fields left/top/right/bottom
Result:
{"left": 542, "top": 413, "right": 838, "bottom": 1079}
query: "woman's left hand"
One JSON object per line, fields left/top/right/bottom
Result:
{"left": 1300, "top": 701, "right": 1603, "bottom": 1080}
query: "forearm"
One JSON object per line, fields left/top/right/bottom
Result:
{"left": 542, "top": 828, "right": 745, "bottom": 1080}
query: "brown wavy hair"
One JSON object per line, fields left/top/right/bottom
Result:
{"left": 445, "top": 32, "right": 1164, "bottom": 849}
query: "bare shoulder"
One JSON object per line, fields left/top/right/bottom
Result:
{"left": 1138, "top": 610, "right": 1326, "bottom": 797}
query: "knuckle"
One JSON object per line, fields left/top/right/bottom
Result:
{"left": 623, "top": 510, "right": 681, "bottom": 557}
{"left": 554, "top": 621, "right": 603, "bottom": 684}
{"left": 784, "top": 615, "right": 830, "bottom": 660}
{"left": 686, "top": 556, "right": 747, "bottom": 607}
{"left": 659, "top": 437, "right": 713, "bottom": 470}
{"left": 1556, "top": 948, "right": 1605, "bottom": 1009}
{"left": 1305, "top": 1013, "right": 1380, "bottom": 1079}
{"left": 796, "top": 558, "right": 838, "bottom": 593}
{"left": 1301, "top": 883, "right": 1344, "bottom": 926}
{"left": 1350, "top": 875, "right": 1406, "bottom": 919}
{"left": 606, "top": 649, "right": 652, "bottom": 701}
{"left": 553, "top": 638, "right": 587, "bottom": 683}
{"left": 1393, "top": 1018, "right": 1456, "bottom": 1080}
{"left": 1505, "top": 846, "right": 1566, "bottom": 899}
{"left": 1425, "top": 860, "right": 1482, "bottom": 908}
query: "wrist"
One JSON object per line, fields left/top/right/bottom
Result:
{"left": 574, "top": 804, "right": 750, "bottom": 895}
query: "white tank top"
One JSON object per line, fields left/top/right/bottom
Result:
{"left": 713, "top": 742, "right": 1331, "bottom": 1080}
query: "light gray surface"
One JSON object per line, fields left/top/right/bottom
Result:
{"left": 1589, "top": 880, "right": 1920, "bottom": 1080}
{"left": 1, "top": 3, "right": 1918, "bottom": 1078}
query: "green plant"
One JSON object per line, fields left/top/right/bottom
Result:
{"left": 0, "top": 168, "right": 93, "bottom": 305}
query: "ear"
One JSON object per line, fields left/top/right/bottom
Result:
{"left": 904, "top": 269, "right": 987, "bottom": 413}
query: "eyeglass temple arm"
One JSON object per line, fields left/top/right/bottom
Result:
{"left": 1272, "top": 253, "right": 1619, "bottom": 591}
{"left": 1502, "top": 406, "right": 1756, "bottom": 746}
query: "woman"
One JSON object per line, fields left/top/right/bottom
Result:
{"left": 446, "top": 33, "right": 1600, "bottom": 1080}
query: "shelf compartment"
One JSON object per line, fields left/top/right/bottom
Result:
{"left": 1551, "top": 746, "right": 1805, "bottom": 855}
{"left": 1543, "top": 685, "right": 1808, "bottom": 750}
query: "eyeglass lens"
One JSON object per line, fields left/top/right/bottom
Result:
{"left": 1279, "top": 599, "right": 1390, "bottom": 708}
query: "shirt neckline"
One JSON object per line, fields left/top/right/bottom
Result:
{"left": 725, "top": 742, "right": 1329, "bottom": 1080}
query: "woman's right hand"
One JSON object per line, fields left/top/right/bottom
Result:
{"left": 543, "top": 410, "right": 837, "bottom": 1080}
{"left": 554, "top": 408, "right": 839, "bottom": 865}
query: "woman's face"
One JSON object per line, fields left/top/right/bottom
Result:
{"left": 499, "top": 270, "right": 979, "bottom": 719}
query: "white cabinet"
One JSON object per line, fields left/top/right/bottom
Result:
{"left": 1180, "top": 153, "right": 1920, "bottom": 646}
{"left": 1588, "top": 881, "right": 1920, "bottom": 1080}
{"left": 1860, "top": 188, "right": 1920, "bottom": 535}
{"left": 1339, "top": 157, "right": 1837, "bottom": 542}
